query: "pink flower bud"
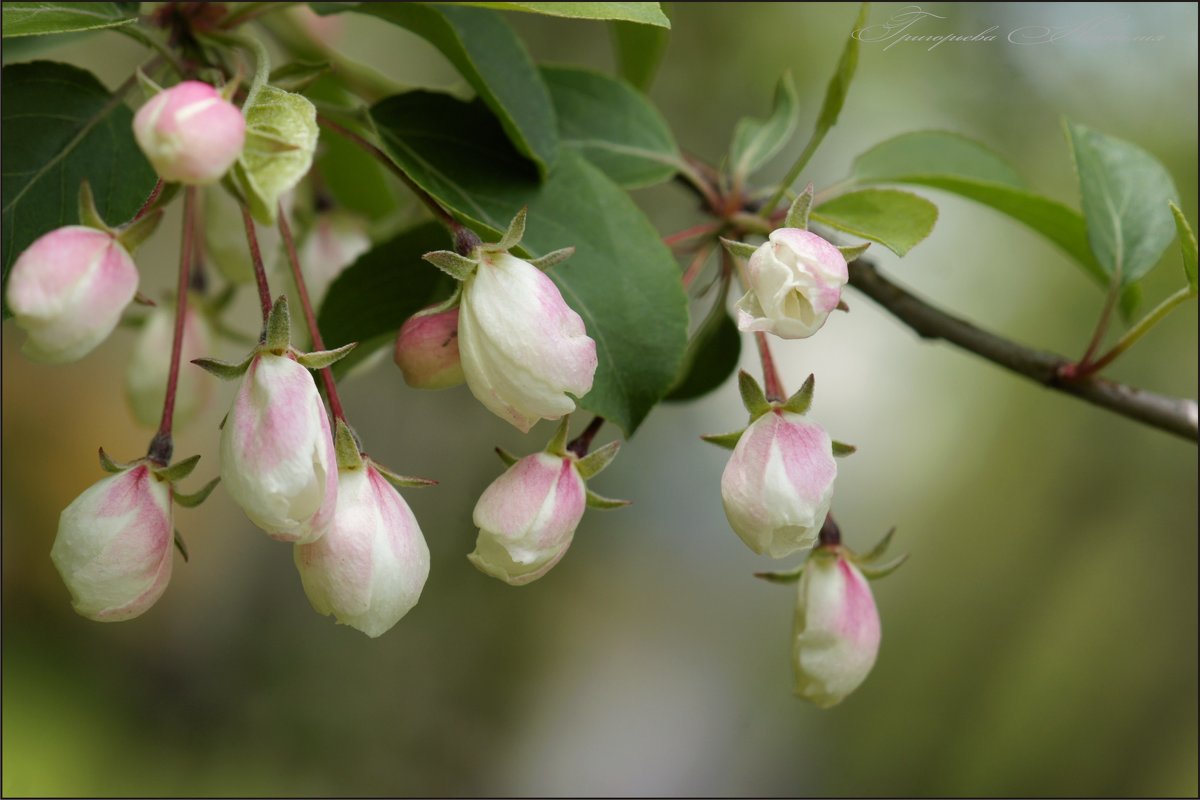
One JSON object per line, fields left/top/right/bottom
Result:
{"left": 721, "top": 409, "right": 837, "bottom": 557}
{"left": 736, "top": 229, "right": 848, "bottom": 339}
{"left": 219, "top": 353, "right": 337, "bottom": 543}
{"left": 394, "top": 306, "right": 464, "bottom": 390}
{"left": 469, "top": 452, "right": 586, "bottom": 585}
{"left": 133, "top": 81, "right": 246, "bottom": 185}
{"left": 294, "top": 463, "right": 430, "bottom": 637}
{"left": 50, "top": 464, "right": 173, "bottom": 621}
{"left": 793, "top": 550, "right": 881, "bottom": 707}
{"left": 458, "top": 252, "right": 597, "bottom": 432}
{"left": 6, "top": 226, "right": 138, "bottom": 363}
{"left": 126, "top": 304, "right": 213, "bottom": 428}
{"left": 300, "top": 211, "right": 371, "bottom": 308}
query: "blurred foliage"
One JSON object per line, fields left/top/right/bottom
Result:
{"left": 2, "top": 3, "right": 1197, "bottom": 796}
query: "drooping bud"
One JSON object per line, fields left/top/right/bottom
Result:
{"left": 469, "top": 451, "right": 587, "bottom": 585}
{"left": 735, "top": 228, "right": 848, "bottom": 339}
{"left": 133, "top": 81, "right": 246, "bottom": 185}
{"left": 394, "top": 305, "right": 464, "bottom": 390}
{"left": 50, "top": 464, "right": 174, "bottom": 621}
{"left": 219, "top": 352, "right": 337, "bottom": 543}
{"left": 294, "top": 460, "right": 430, "bottom": 637}
{"left": 6, "top": 226, "right": 138, "bottom": 363}
{"left": 126, "top": 303, "right": 214, "bottom": 428}
{"left": 720, "top": 408, "right": 836, "bottom": 557}
{"left": 300, "top": 211, "right": 371, "bottom": 308}
{"left": 793, "top": 548, "right": 881, "bottom": 707}
{"left": 458, "top": 251, "right": 597, "bottom": 432}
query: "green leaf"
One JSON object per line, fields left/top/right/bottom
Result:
{"left": 338, "top": 3, "right": 559, "bottom": 176}
{"left": 812, "top": 189, "right": 938, "bottom": 257}
{"left": 1, "top": 61, "right": 156, "bottom": 309}
{"left": 1, "top": 2, "right": 138, "bottom": 37}
{"left": 369, "top": 91, "right": 688, "bottom": 434}
{"left": 442, "top": 2, "right": 670, "bottom": 26}
{"left": 811, "top": 3, "right": 867, "bottom": 145}
{"left": 1064, "top": 120, "right": 1179, "bottom": 286}
{"left": 1169, "top": 202, "right": 1198, "bottom": 294}
{"left": 541, "top": 65, "right": 680, "bottom": 189}
{"left": 729, "top": 72, "right": 798, "bottom": 180}
{"left": 233, "top": 85, "right": 319, "bottom": 226}
{"left": 665, "top": 302, "right": 741, "bottom": 402}
{"left": 609, "top": 17, "right": 668, "bottom": 91}
{"left": 318, "top": 221, "right": 455, "bottom": 351}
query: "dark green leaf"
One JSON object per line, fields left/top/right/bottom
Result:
{"left": 369, "top": 92, "right": 688, "bottom": 434}
{"left": 1, "top": 61, "right": 156, "bottom": 308}
{"left": 335, "top": 3, "right": 559, "bottom": 176}
{"left": 541, "top": 65, "right": 679, "bottom": 189}
{"left": 1, "top": 2, "right": 138, "bottom": 37}
{"left": 609, "top": 17, "right": 668, "bottom": 91}
{"left": 729, "top": 72, "right": 798, "bottom": 180}
{"left": 443, "top": 2, "right": 669, "bottom": 26}
{"left": 666, "top": 303, "right": 740, "bottom": 402}
{"left": 812, "top": 189, "right": 938, "bottom": 257}
{"left": 1065, "top": 120, "right": 1178, "bottom": 286}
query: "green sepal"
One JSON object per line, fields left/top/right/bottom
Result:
{"left": 422, "top": 250, "right": 478, "bottom": 281}
{"left": 738, "top": 370, "right": 771, "bottom": 419}
{"left": 77, "top": 180, "right": 112, "bottom": 233}
{"left": 372, "top": 461, "right": 438, "bottom": 489}
{"left": 575, "top": 440, "right": 621, "bottom": 480}
{"left": 153, "top": 453, "right": 201, "bottom": 483}
{"left": 136, "top": 68, "right": 163, "bottom": 99}
{"left": 753, "top": 564, "right": 806, "bottom": 584}
{"left": 495, "top": 446, "right": 519, "bottom": 467}
{"left": 174, "top": 477, "right": 220, "bottom": 508}
{"left": 527, "top": 247, "right": 575, "bottom": 271}
{"left": 720, "top": 237, "right": 759, "bottom": 261}
{"left": 264, "top": 295, "right": 292, "bottom": 353}
{"left": 116, "top": 208, "right": 164, "bottom": 254}
{"left": 98, "top": 447, "right": 130, "bottom": 473}
{"left": 855, "top": 526, "right": 897, "bottom": 564}
{"left": 192, "top": 354, "right": 253, "bottom": 380}
{"left": 296, "top": 342, "right": 358, "bottom": 370}
{"left": 781, "top": 373, "right": 815, "bottom": 415}
{"left": 173, "top": 529, "right": 189, "bottom": 563}
{"left": 545, "top": 415, "right": 572, "bottom": 457}
{"left": 585, "top": 489, "right": 631, "bottom": 510}
{"left": 334, "top": 419, "right": 364, "bottom": 471}
{"left": 1169, "top": 201, "right": 1198, "bottom": 294}
{"left": 487, "top": 206, "right": 527, "bottom": 252}
{"left": 784, "top": 183, "right": 814, "bottom": 230}
{"left": 700, "top": 429, "right": 745, "bottom": 450}
{"left": 831, "top": 440, "right": 857, "bottom": 457}
{"left": 857, "top": 552, "right": 909, "bottom": 581}
{"left": 837, "top": 241, "right": 871, "bottom": 261}
{"left": 245, "top": 128, "right": 304, "bottom": 153}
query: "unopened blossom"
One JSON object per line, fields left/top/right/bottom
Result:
{"left": 469, "top": 452, "right": 586, "bottom": 585}
{"left": 126, "top": 304, "right": 213, "bottom": 428}
{"left": 300, "top": 211, "right": 371, "bottom": 308}
{"left": 6, "top": 226, "right": 138, "bottom": 363}
{"left": 793, "top": 550, "right": 881, "bottom": 707}
{"left": 457, "top": 252, "right": 596, "bottom": 432}
{"left": 721, "top": 409, "right": 837, "bottom": 558}
{"left": 394, "top": 305, "right": 464, "bottom": 390}
{"left": 133, "top": 81, "right": 245, "bottom": 184}
{"left": 736, "top": 228, "right": 848, "bottom": 339}
{"left": 295, "top": 462, "right": 430, "bottom": 637}
{"left": 220, "top": 353, "right": 337, "bottom": 543}
{"left": 51, "top": 464, "right": 174, "bottom": 621}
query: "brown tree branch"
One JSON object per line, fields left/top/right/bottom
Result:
{"left": 847, "top": 259, "right": 1199, "bottom": 443}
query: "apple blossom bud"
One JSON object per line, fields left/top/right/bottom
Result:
{"left": 458, "top": 252, "right": 597, "bottom": 432}
{"left": 50, "top": 464, "right": 173, "bottom": 621}
{"left": 126, "top": 304, "right": 213, "bottom": 428}
{"left": 394, "top": 306, "right": 464, "bottom": 390}
{"left": 6, "top": 226, "right": 138, "bottom": 363}
{"left": 133, "top": 81, "right": 246, "bottom": 185}
{"left": 721, "top": 409, "right": 836, "bottom": 558}
{"left": 469, "top": 452, "right": 586, "bottom": 585}
{"left": 735, "top": 228, "right": 848, "bottom": 339}
{"left": 300, "top": 211, "right": 371, "bottom": 308}
{"left": 294, "top": 462, "right": 430, "bottom": 637}
{"left": 219, "top": 353, "right": 337, "bottom": 543}
{"left": 793, "top": 549, "right": 881, "bottom": 707}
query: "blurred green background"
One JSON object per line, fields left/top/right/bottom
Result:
{"left": 3, "top": 3, "right": 1197, "bottom": 796}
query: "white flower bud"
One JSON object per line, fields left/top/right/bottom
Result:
{"left": 126, "top": 304, "right": 213, "bottom": 428}
{"left": 736, "top": 228, "right": 848, "bottom": 339}
{"left": 133, "top": 81, "right": 245, "bottom": 185}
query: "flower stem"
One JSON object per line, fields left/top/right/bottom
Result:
{"left": 240, "top": 205, "right": 273, "bottom": 326}
{"left": 567, "top": 416, "right": 605, "bottom": 458}
{"left": 148, "top": 187, "right": 197, "bottom": 466}
{"left": 664, "top": 221, "right": 721, "bottom": 249}
{"left": 277, "top": 207, "right": 348, "bottom": 423}
{"left": 755, "top": 332, "right": 786, "bottom": 403}
{"left": 1066, "top": 274, "right": 1121, "bottom": 378}
{"left": 1085, "top": 287, "right": 1195, "bottom": 375}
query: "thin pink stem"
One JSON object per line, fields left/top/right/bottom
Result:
{"left": 241, "top": 205, "right": 273, "bottom": 325}
{"left": 755, "top": 332, "right": 786, "bottom": 403}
